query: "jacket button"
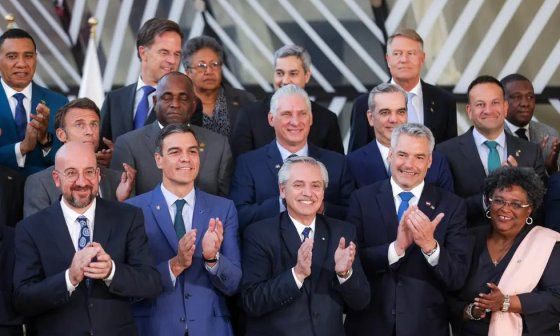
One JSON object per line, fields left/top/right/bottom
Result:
{"left": 180, "top": 317, "right": 186, "bottom": 322}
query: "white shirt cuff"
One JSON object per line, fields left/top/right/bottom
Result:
{"left": 65, "top": 269, "right": 78, "bottom": 295}
{"left": 388, "top": 241, "right": 405, "bottom": 265}
{"left": 422, "top": 242, "right": 440, "bottom": 266}
{"left": 15, "top": 142, "right": 26, "bottom": 167}
{"left": 168, "top": 260, "right": 177, "bottom": 286}
{"left": 103, "top": 260, "right": 116, "bottom": 286}
{"left": 292, "top": 267, "right": 304, "bottom": 289}
{"left": 336, "top": 268, "right": 353, "bottom": 284}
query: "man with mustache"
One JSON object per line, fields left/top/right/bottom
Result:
{"left": 13, "top": 141, "right": 161, "bottom": 334}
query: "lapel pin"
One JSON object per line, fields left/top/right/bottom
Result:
{"left": 275, "top": 164, "right": 281, "bottom": 169}
{"left": 515, "top": 149, "right": 521, "bottom": 157}
{"left": 156, "top": 205, "right": 160, "bottom": 210}
{"left": 321, "top": 237, "right": 325, "bottom": 241}
{"left": 430, "top": 107, "right": 434, "bottom": 112}
{"left": 199, "top": 142, "right": 206, "bottom": 153}
{"left": 425, "top": 201, "right": 435, "bottom": 210}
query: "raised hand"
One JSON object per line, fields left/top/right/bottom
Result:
{"left": 170, "top": 229, "right": 197, "bottom": 276}
{"left": 294, "top": 238, "right": 313, "bottom": 283}
{"left": 84, "top": 242, "right": 113, "bottom": 279}
{"left": 201, "top": 218, "right": 224, "bottom": 265}
{"left": 395, "top": 206, "right": 414, "bottom": 256}
{"left": 31, "top": 102, "right": 50, "bottom": 144}
{"left": 69, "top": 245, "right": 100, "bottom": 286}
{"left": 115, "top": 163, "right": 137, "bottom": 201}
{"left": 334, "top": 237, "right": 355, "bottom": 278}
{"left": 96, "top": 138, "right": 114, "bottom": 167}
{"left": 406, "top": 206, "right": 444, "bottom": 253}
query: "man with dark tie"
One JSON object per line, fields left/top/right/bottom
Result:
{"left": 345, "top": 123, "right": 470, "bottom": 336}
{"left": 502, "top": 73, "right": 560, "bottom": 174}
{"left": 126, "top": 123, "right": 241, "bottom": 335}
{"left": 23, "top": 98, "right": 136, "bottom": 217}
{"left": 100, "top": 18, "right": 183, "bottom": 144}
{"left": 347, "top": 82, "right": 453, "bottom": 191}
{"left": 13, "top": 142, "right": 161, "bottom": 334}
{"left": 242, "top": 156, "right": 369, "bottom": 336}
{"left": 230, "top": 84, "right": 354, "bottom": 232}
{"left": 437, "top": 75, "right": 545, "bottom": 227}
{"left": 348, "top": 28, "right": 456, "bottom": 152}
{"left": 0, "top": 28, "right": 68, "bottom": 175}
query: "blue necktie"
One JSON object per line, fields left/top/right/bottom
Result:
{"left": 397, "top": 192, "right": 414, "bottom": 223}
{"left": 484, "top": 140, "right": 501, "bottom": 173}
{"left": 133, "top": 86, "right": 155, "bottom": 129}
{"left": 174, "top": 199, "right": 187, "bottom": 239}
{"left": 77, "top": 216, "right": 91, "bottom": 250}
{"left": 13, "top": 93, "right": 27, "bottom": 141}
{"left": 302, "top": 227, "right": 311, "bottom": 241}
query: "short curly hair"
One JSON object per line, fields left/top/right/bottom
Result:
{"left": 483, "top": 166, "right": 545, "bottom": 209}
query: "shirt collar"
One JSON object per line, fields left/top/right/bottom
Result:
{"left": 160, "top": 183, "right": 196, "bottom": 209}
{"left": 473, "top": 127, "right": 506, "bottom": 148}
{"left": 390, "top": 78, "right": 422, "bottom": 98}
{"left": 289, "top": 214, "right": 316, "bottom": 237}
{"left": 390, "top": 177, "right": 424, "bottom": 201}
{"left": 60, "top": 197, "right": 97, "bottom": 226}
{"left": 137, "top": 76, "right": 156, "bottom": 92}
{"left": 376, "top": 140, "right": 391, "bottom": 159}
{"left": 1, "top": 77, "right": 32, "bottom": 99}
{"left": 276, "top": 141, "right": 308, "bottom": 161}
{"left": 505, "top": 119, "right": 530, "bottom": 135}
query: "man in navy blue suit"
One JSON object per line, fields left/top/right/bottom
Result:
{"left": 242, "top": 156, "right": 369, "bottom": 336}
{"left": 127, "top": 123, "right": 241, "bottom": 336}
{"left": 347, "top": 83, "right": 453, "bottom": 191}
{"left": 0, "top": 28, "right": 68, "bottom": 175}
{"left": 229, "top": 84, "right": 355, "bottom": 232}
{"left": 345, "top": 123, "right": 470, "bottom": 336}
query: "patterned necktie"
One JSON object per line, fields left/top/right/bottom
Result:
{"left": 302, "top": 227, "right": 312, "bottom": 242}
{"left": 397, "top": 192, "right": 414, "bottom": 223}
{"left": 406, "top": 92, "right": 419, "bottom": 124}
{"left": 515, "top": 128, "right": 529, "bottom": 141}
{"left": 77, "top": 216, "right": 91, "bottom": 250}
{"left": 133, "top": 86, "right": 155, "bottom": 129}
{"left": 484, "top": 140, "right": 501, "bottom": 173}
{"left": 174, "top": 199, "right": 187, "bottom": 239}
{"left": 13, "top": 93, "right": 27, "bottom": 141}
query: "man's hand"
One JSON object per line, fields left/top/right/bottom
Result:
{"left": 406, "top": 206, "right": 444, "bottom": 253}
{"left": 84, "top": 242, "right": 113, "bottom": 279}
{"left": 69, "top": 245, "right": 100, "bottom": 286}
{"left": 395, "top": 206, "right": 414, "bottom": 256}
{"left": 96, "top": 138, "right": 114, "bottom": 167}
{"left": 170, "top": 229, "right": 197, "bottom": 276}
{"left": 31, "top": 102, "right": 50, "bottom": 144}
{"left": 504, "top": 155, "right": 518, "bottom": 167}
{"left": 115, "top": 163, "right": 136, "bottom": 201}
{"left": 294, "top": 238, "right": 313, "bottom": 283}
{"left": 541, "top": 135, "right": 560, "bottom": 174}
{"left": 201, "top": 218, "right": 224, "bottom": 266}
{"left": 334, "top": 237, "right": 355, "bottom": 278}
{"left": 19, "top": 123, "right": 38, "bottom": 155}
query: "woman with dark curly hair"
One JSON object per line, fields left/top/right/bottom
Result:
{"left": 449, "top": 166, "right": 560, "bottom": 335}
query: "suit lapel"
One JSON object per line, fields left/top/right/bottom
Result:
{"left": 48, "top": 203, "right": 78, "bottom": 264}
{"left": 191, "top": 125, "right": 209, "bottom": 172}
{"left": 367, "top": 141, "right": 390, "bottom": 179}
{"left": 417, "top": 185, "right": 438, "bottom": 224}
{"left": 280, "top": 213, "right": 302, "bottom": 260}
{"left": 150, "top": 187, "right": 179, "bottom": 253}
{"left": 377, "top": 180, "right": 399, "bottom": 241}
{"left": 421, "top": 81, "right": 437, "bottom": 129}
{"left": 310, "top": 217, "right": 329, "bottom": 291}
{"left": 505, "top": 132, "right": 522, "bottom": 159}
{"left": 92, "top": 198, "right": 113, "bottom": 247}
{"left": 99, "top": 167, "right": 113, "bottom": 200}
{"left": 265, "top": 141, "right": 284, "bottom": 178}
{"left": 459, "top": 128, "right": 487, "bottom": 178}
{"left": 124, "top": 83, "right": 138, "bottom": 132}
{"left": 143, "top": 121, "right": 161, "bottom": 152}
{"left": 191, "top": 189, "right": 209, "bottom": 248}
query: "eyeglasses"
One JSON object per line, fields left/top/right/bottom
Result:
{"left": 488, "top": 197, "right": 531, "bottom": 210}
{"left": 188, "top": 61, "right": 222, "bottom": 73}
{"left": 55, "top": 168, "right": 98, "bottom": 182}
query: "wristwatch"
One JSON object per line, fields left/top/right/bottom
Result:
{"left": 203, "top": 252, "right": 219, "bottom": 264}
{"left": 422, "top": 241, "right": 438, "bottom": 257}
{"left": 501, "top": 294, "right": 510, "bottom": 312}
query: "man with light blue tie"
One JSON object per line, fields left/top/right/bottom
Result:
{"left": 345, "top": 123, "right": 470, "bottom": 336}
{"left": 0, "top": 28, "right": 68, "bottom": 175}
{"left": 127, "top": 123, "right": 241, "bottom": 336}
{"left": 437, "top": 75, "right": 546, "bottom": 227}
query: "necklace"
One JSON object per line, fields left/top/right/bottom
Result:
{"left": 488, "top": 239, "right": 514, "bottom": 266}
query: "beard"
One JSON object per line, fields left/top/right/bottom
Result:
{"left": 66, "top": 186, "right": 96, "bottom": 209}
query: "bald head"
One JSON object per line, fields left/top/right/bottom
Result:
{"left": 155, "top": 71, "right": 197, "bottom": 126}
{"left": 55, "top": 142, "right": 96, "bottom": 169}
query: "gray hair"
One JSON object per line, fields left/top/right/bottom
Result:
{"left": 269, "top": 84, "right": 312, "bottom": 117}
{"left": 368, "top": 82, "right": 408, "bottom": 111}
{"left": 274, "top": 45, "right": 311, "bottom": 74}
{"left": 182, "top": 35, "right": 224, "bottom": 69}
{"left": 278, "top": 156, "right": 329, "bottom": 188}
{"left": 390, "top": 123, "right": 435, "bottom": 153}
{"left": 387, "top": 27, "right": 424, "bottom": 52}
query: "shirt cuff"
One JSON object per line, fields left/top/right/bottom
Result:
{"left": 422, "top": 241, "right": 440, "bottom": 266}
{"left": 337, "top": 268, "right": 353, "bottom": 284}
{"left": 291, "top": 267, "right": 304, "bottom": 289}
{"left": 388, "top": 241, "right": 405, "bottom": 265}
{"left": 168, "top": 260, "right": 177, "bottom": 287}
{"left": 15, "top": 142, "right": 26, "bottom": 167}
{"left": 103, "top": 260, "right": 116, "bottom": 287}
{"left": 65, "top": 269, "right": 78, "bottom": 295}
{"left": 205, "top": 254, "right": 220, "bottom": 275}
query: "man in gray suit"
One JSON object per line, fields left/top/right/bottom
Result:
{"left": 111, "top": 71, "right": 232, "bottom": 196}
{"left": 502, "top": 73, "right": 560, "bottom": 174}
{"left": 24, "top": 98, "right": 135, "bottom": 217}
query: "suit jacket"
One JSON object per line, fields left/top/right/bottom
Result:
{"left": 0, "top": 165, "right": 25, "bottom": 227}
{"left": 437, "top": 127, "right": 546, "bottom": 227}
{"left": 111, "top": 121, "right": 232, "bottom": 196}
{"left": 23, "top": 166, "right": 121, "bottom": 217}
{"left": 348, "top": 81, "right": 457, "bottom": 152}
{"left": 241, "top": 212, "right": 370, "bottom": 336}
{"left": 13, "top": 198, "right": 162, "bottom": 335}
{"left": 100, "top": 83, "right": 158, "bottom": 143}
{"left": 344, "top": 180, "right": 470, "bottom": 336}
{"left": 229, "top": 141, "right": 355, "bottom": 232}
{"left": 347, "top": 140, "right": 454, "bottom": 192}
{"left": 505, "top": 120, "right": 560, "bottom": 167}
{"left": 0, "top": 81, "right": 68, "bottom": 175}
{"left": 545, "top": 172, "right": 560, "bottom": 232}
{"left": 230, "top": 95, "right": 344, "bottom": 157}
{"left": 126, "top": 186, "right": 241, "bottom": 336}
{"left": 0, "top": 226, "right": 23, "bottom": 334}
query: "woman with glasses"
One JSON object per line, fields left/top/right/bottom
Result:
{"left": 183, "top": 35, "right": 255, "bottom": 138}
{"left": 449, "top": 166, "right": 560, "bottom": 335}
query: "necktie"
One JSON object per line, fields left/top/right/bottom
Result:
{"left": 302, "top": 227, "right": 312, "bottom": 242}
{"left": 174, "top": 199, "right": 187, "bottom": 239}
{"left": 133, "top": 86, "right": 155, "bottom": 129}
{"left": 484, "top": 140, "right": 501, "bottom": 173}
{"left": 13, "top": 93, "right": 27, "bottom": 141}
{"left": 77, "top": 216, "right": 91, "bottom": 250}
{"left": 397, "top": 192, "right": 414, "bottom": 223}
{"left": 286, "top": 153, "right": 298, "bottom": 161}
{"left": 515, "top": 128, "right": 529, "bottom": 141}
{"left": 406, "top": 92, "right": 419, "bottom": 124}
